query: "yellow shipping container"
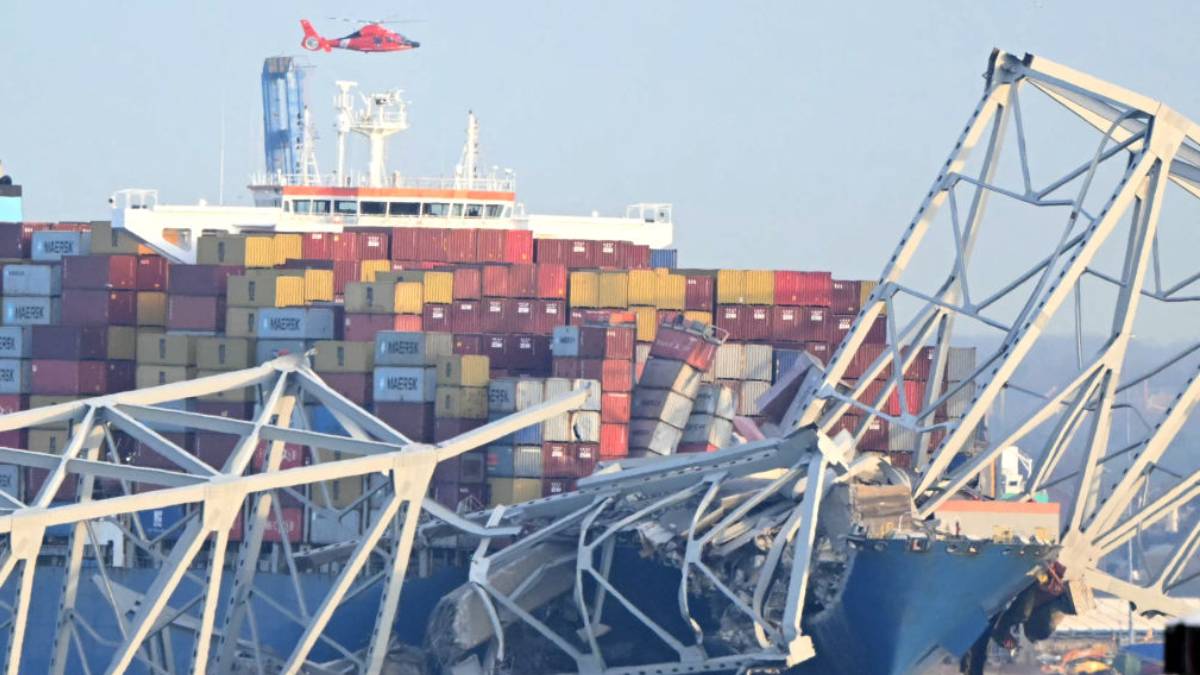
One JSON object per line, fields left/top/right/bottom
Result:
{"left": 137, "top": 291, "right": 167, "bottom": 327}
{"left": 744, "top": 270, "right": 775, "bottom": 305}
{"left": 860, "top": 280, "right": 881, "bottom": 314}
{"left": 656, "top": 274, "right": 686, "bottom": 310}
{"left": 394, "top": 281, "right": 424, "bottom": 314}
{"left": 632, "top": 306, "right": 658, "bottom": 342}
{"left": 627, "top": 269, "right": 659, "bottom": 306}
{"left": 244, "top": 236, "right": 276, "bottom": 267}
{"left": 716, "top": 269, "right": 747, "bottom": 304}
{"left": 423, "top": 271, "right": 454, "bottom": 304}
{"left": 304, "top": 269, "right": 334, "bottom": 302}
{"left": 360, "top": 259, "right": 392, "bottom": 283}
{"left": 275, "top": 276, "right": 306, "bottom": 307}
{"left": 598, "top": 272, "right": 629, "bottom": 308}
{"left": 569, "top": 271, "right": 600, "bottom": 308}
{"left": 683, "top": 310, "right": 713, "bottom": 325}
{"left": 273, "top": 233, "right": 303, "bottom": 265}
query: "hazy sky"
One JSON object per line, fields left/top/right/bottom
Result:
{"left": 5, "top": 1, "right": 1200, "bottom": 278}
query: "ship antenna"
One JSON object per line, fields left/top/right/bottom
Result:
{"left": 334, "top": 81, "right": 357, "bottom": 187}
{"left": 455, "top": 111, "right": 479, "bottom": 189}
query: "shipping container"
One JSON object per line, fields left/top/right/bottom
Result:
{"left": 684, "top": 274, "right": 715, "bottom": 311}
{"left": 716, "top": 305, "right": 744, "bottom": 340}
{"left": 449, "top": 301, "right": 481, "bottom": 334}
{"left": 536, "top": 264, "right": 568, "bottom": 299}
{"left": 31, "top": 230, "right": 90, "bottom": 261}
{"left": 31, "top": 325, "right": 108, "bottom": 361}
{"left": 0, "top": 327, "right": 30, "bottom": 359}
{"left": 257, "top": 307, "right": 339, "bottom": 340}
{"left": 224, "top": 307, "right": 257, "bottom": 338}
{"left": 507, "top": 299, "right": 536, "bottom": 334}
{"left": 30, "top": 360, "right": 109, "bottom": 395}
{"left": 319, "top": 372, "right": 372, "bottom": 405}
{"left": 714, "top": 343, "right": 743, "bottom": 380}
{"left": 631, "top": 388, "right": 694, "bottom": 428}
{"left": 434, "top": 355, "right": 489, "bottom": 387}
{"left": 628, "top": 419, "right": 683, "bottom": 456}
{"left": 373, "top": 366, "right": 437, "bottom": 403}
{"left": 435, "top": 386, "right": 489, "bottom": 419}
{"left": 196, "top": 337, "right": 253, "bottom": 371}
{"left": 774, "top": 271, "right": 833, "bottom": 307}
{"left": 598, "top": 272, "right": 629, "bottom": 308}
{"left": 89, "top": 221, "right": 140, "bottom": 255}
{"left": 569, "top": 271, "right": 599, "bottom": 308}
{"left": 136, "top": 291, "right": 167, "bottom": 327}
{"left": 599, "top": 422, "right": 628, "bottom": 458}
{"left": 61, "top": 289, "right": 135, "bottom": 326}
{"left": 693, "top": 384, "right": 738, "bottom": 419}
{"left": 0, "top": 360, "right": 30, "bottom": 395}
{"left": 737, "top": 381, "right": 770, "bottom": 416}
{"left": 504, "top": 230, "right": 534, "bottom": 263}
{"left": 356, "top": 231, "right": 389, "bottom": 261}
{"left": 742, "top": 344, "right": 774, "bottom": 382}
{"left": 309, "top": 509, "right": 362, "bottom": 545}
{"left": 742, "top": 306, "right": 772, "bottom": 342}
{"left": 505, "top": 264, "right": 536, "bottom": 298}
{"left": 487, "top": 477, "right": 542, "bottom": 506}
{"left": 62, "top": 254, "right": 137, "bottom": 290}
{"left": 373, "top": 401, "right": 435, "bottom": 441}
{"left": 136, "top": 256, "right": 168, "bottom": 291}
{"left": 421, "top": 304, "right": 451, "bottom": 333}
{"left": 601, "top": 359, "right": 634, "bottom": 393}
{"left": 479, "top": 298, "right": 508, "bottom": 333}
{"left": 274, "top": 276, "right": 306, "bottom": 307}
{"left": 638, "top": 359, "right": 702, "bottom": 397}
{"left": 627, "top": 270, "right": 657, "bottom": 307}
{"left": 649, "top": 248, "right": 678, "bottom": 269}
{"left": 196, "top": 234, "right": 246, "bottom": 266}
{"left": 0, "top": 224, "right": 26, "bottom": 259}
{"left": 534, "top": 299, "right": 565, "bottom": 335}
{"left": 168, "top": 264, "right": 240, "bottom": 296}
{"left": 3, "top": 264, "right": 61, "bottom": 296}
{"left": 374, "top": 331, "right": 452, "bottom": 366}
{"left": 650, "top": 322, "right": 721, "bottom": 371}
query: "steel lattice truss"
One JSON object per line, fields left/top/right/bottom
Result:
{"left": 800, "top": 50, "right": 1200, "bottom": 617}
{"left": 0, "top": 353, "right": 586, "bottom": 674}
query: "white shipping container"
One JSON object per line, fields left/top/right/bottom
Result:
{"left": 516, "top": 379, "right": 546, "bottom": 410}
{"left": 887, "top": 424, "right": 918, "bottom": 452}
{"left": 637, "top": 359, "right": 702, "bottom": 397}
{"left": 375, "top": 331, "right": 452, "bottom": 366}
{"left": 544, "top": 377, "right": 572, "bottom": 400}
{"left": 2, "top": 264, "right": 61, "bottom": 296}
{"left": 947, "top": 346, "right": 977, "bottom": 383}
{"left": 31, "top": 231, "right": 91, "bottom": 262}
{"left": 373, "top": 366, "right": 437, "bottom": 403}
{"left": 308, "top": 508, "right": 362, "bottom": 545}
{"left": 714, "top": 343, "right": 743, "bottom": 380}
{"left": 631, "top": 388, "right": 694, "bottom": 429}
{"left": 635, "top": 343, "right": 651, "bottom": 365}
{"left": 0, "top": 327, "right": 31, "bottom": 358}
{"left": 2, "top": 296, "right": 59, "bottom": 325}
{"left": 692, "top": 384, "right": 738, "bottom": 419}
{"left": 739, "top": 381, "right": 770, "bottom": 416}
{"left": 682, "top": 414, "right": 734, "bottom": 447}
{"left": 572, "top": 379, "right": 601, "bottom": 411}
{"left": 629, "top": 419, "right": 683, "bottom": 456}
{"left": 258, "top": 308, "right": 337, "bottom": 340}
{"left": 0, "top": 359, "right": 30, "bottom": 395}
{"left": 487, "top": 378, "right": 518, "bottom": 413}
{"left": 543, "top": 410, "right": 571, "bottom": 442}
{"left": 945, "top": 381, "right": 977, "bottom": 419}
{"left": 0, "top": 464, "right": 20, "bottom": 500}
{"left": 570, "top": 411, "right": 601, "bottom": 442}
{"left": 742, "top": 344, "right": 774, "bottom": 382}
{"left": 550, "top": 326, "right": 581, "bottom": 357}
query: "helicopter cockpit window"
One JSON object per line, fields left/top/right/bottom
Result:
{"left": 335, "top": 200, "right": 358, "bottom": 215}
{"left": 312, "top": 200, "right": 331, "bottom": 215}
{"left": 423, "top": 202, "right": 450, "bottom": 217}
{"left": 389, "top": 202, "right": 420, "bottom": 217}
{"left": 360, "top": 201, "right": 386, "bottom": 216}
{"left": 465, "top": 204, "right": 484, "bottom": 218}
{"left": 292, "top": 200, "right": 313, "bottom": 215}
{"left": 485, "top": 204, "right": 504, "bottom": 218}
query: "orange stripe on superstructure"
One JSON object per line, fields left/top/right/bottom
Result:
{"left": 936, "top": 499, "right": 1060, "bottom": 515}
{"left": 281, "top": 186, "right": 516, "bottom": 201}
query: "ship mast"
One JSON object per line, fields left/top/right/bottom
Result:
{"left": 333, "top": 81, "right": 356, "bottom": 187}
{"left": 455, "top": 111, "right": 480, "bottom": 189}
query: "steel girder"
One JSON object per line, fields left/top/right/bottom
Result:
{"left": 799, "top": 50, "right": 1200, "bottom": 619}
{"left": 0, "top": 354, "right": 585, "bottom": 673}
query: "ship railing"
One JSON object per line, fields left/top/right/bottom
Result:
{"left": 626, "top": 202, "right": 673, "bottom": 223}
{"left": 248, "top": 171, "right": 517, "bottom": 192}
{"left": 109, "top": 188, "right": 159, "bottom": 210}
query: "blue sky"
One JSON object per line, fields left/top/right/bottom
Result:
{"left": 4, "top": 1, "right": 1200, "bottom": 277}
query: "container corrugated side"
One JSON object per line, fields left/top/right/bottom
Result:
{"left": 360, "top": 259, "right": 392, "bottom": 283}
{"left": 423, "top": 271, "right": 454, "bottom": 304}
{"left": 393, "top": 281, "right": 424, "bottom": 314}
{"left": 716, "top": 270, "right": 745, "bottom": 304}
{"left": 743, "top": 270, "right": 775, "bottom": 306}
{"left": 655, "top": 274, "right": 686, "bottom": 310}
{"left": 274, "top": 233, "right": 302, "bottom": 265}
{"left": 627, "top": 270, "right": 658, "bottom": 306}
{"left": 569, "top": 271, "right": 600, "bottom": 308}
{"left": 274, "top": 277, "right": 306, "bottom": 307}
{"left": 244, "top": 236, "right": 275, "bottom": 267}
{"left": 304, "top": 269, "right": 334, "bottom": 302}
{"left": 598, "top": 272, "right": 629, "bottom": 309}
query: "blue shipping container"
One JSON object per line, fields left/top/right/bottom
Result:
{"left": 649, "top": 248, "right": 678, "bottom": 270}
{"left": 307, "top": 404, "right": 347, "bottom": 436}
{"left": 773, "top": 348, "right": 806, "bottom": 381}
{"left": 137, "top": 505, "right": 188, "bottom": 540}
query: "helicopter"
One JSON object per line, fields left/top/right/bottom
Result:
{"left": 299, "top": 18, "right": 420, "bottom": 54}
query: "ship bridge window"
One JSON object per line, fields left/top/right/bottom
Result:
{"left": 360, "top": 201, "right": 386, "bottom": 216}
{"left": 389, "top": 202, "right": 420, "bottom": 217}
{"left": 292, "top": 199, "right": 313, "bottom": 214}
{"left": 423, "top": 202, "right": 450, "bottom": 217}
{"left": 451, "top": 203, "right": 463, "bottom": 217}
{"left": 465, "top": 204, "right": 484, "bottom": 218}
{"left": 485, "top": 204, "right": 504, "bottom": 218}
{"left": 335, "top": 200, "right": 358, "bottom": 215}
{"left": 312, "top": 200, "right": 331, "bottom": 215}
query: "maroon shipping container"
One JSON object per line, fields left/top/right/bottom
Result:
{"left": 863, "top": 314, "right": 887, "bottom": 344}
{"left": 626, "top": 245, "right": 651, "bottom": 269}
{"left": 831, "top": 279, "right": 861, "bottom": 315}
{"left": 542, "top": 442, "right": 598, "bottom": 478}
{"left": 600, "top": 359, "right": 634, "bottom": 393}
{"left": 319, "top": 373, "right": 372, "bottom": 405}
{"left": 355, "top": 231, "right": 389, "bottom": 261}
{"left": 804, "top": 341, "right": 831, "bottom": 365}
{"left": 195, "top": 432, "right": 238, "bottom": 468}
{"left": 716, "top": 305, "right": 744, "bottom": 340}
{"left": 831, "top": 314, "right": 855, "bottom": 347}
{"left": 453, "top": 267, "right": 482, "bottom": 300}
{"left": 31, "top": 326, "right": 108, "bottom": 360}
{"left": 536, "top": 263, "right": 568, "bottom": 299}
{"left": 332, "top": 260, "right": 357, "bottom": 295}
{"left": 253, "top": 441, "right": 308, "bottom": 471}
{"left": 504, "top": 230, "right": 534, "bottom": 263}
{"left": 860, "top": 416, "right": 889, "bottom": 450}
{"left": 31, "top": 360, "right": 109, "bottom": 395}
{"left": 417, "top": 228, "right": 449, "bottom": 262}
{"left": 390, "top": 227, "right": 419, "bottom": 261}
{"left": 482, "top": 265, "right": 509, "bottom": 297}
{"left": 685, "top": 275, "right": 715, "bottom": 311}
{"left": 450, "top": 301, "right": 482, "bottom": 334}
{"left": 422, "top": 304, "right": 452, "bottom": 333}
{"left": 774, "top": 271, "right": 833, "bottom": 307}
{"left": 743, "top": 306, "right": 772, "bottom": 341}
{"left": 434, "top": 418, "right": 485, "bottom": 442}
{"left": 535, "top": 299, "right": 566, "bottom": 335}
{"left": 508, "top": 334, "right": 550, "bottom": 374}
{"left": 651, "top": 324, "right": 719, "bottom": 371}
{"left": 847, "top": 343, "right": 886, "bottom": 380}
{"left": 541, "top": 478, "right": 577, "bottom": 497}
{"left": 453, "top": 334, "right": 484, "bottom": 355}
{"left": 302, "top": 232, "right": 337, "bottom": 259}
{"left": 261, "top": 506, "right": 304, "bottom": 544}
{"left": 482, "top": 334, "right": 509, "bottom": 369}
{"left": 578, "top": 358, "right": 604, "bottom": 381}
{"left": 552, "top": 357, "right": 581, "bottom": 379}
{"left": 343, "top": 313, "right": 421, "bottom": 342}
{"left": 373, "top": 402, "right": 435, "bottom": 441}
{"left": 26, "top": 467, "right": 77, "bottom": 501}
{"left": 579, "top": 325, "right": 635, "bottom": 360}
{"left": 61, "top": 289, "right": 136, "bottom": 326}
{"left": 480, "top": 298, "right": 510, "bottom": 333}
{"left": 507, "top": 263, "right": 537, "bottom": 298}
{"left": 565, "top": 240, "right": 596, "bottom": 268}
{"left": 508, "top": 299, "right": 537, "bottom": 334}
{"left": 167, "top": 295, "right": 225, "bottom": 333}
{"left": 0, "top": 394, "right": 26, "bottom": 415}
{"left": 594, "top": 241, "right": 624, "bottom": 269}
{"left": 0, "top": 223, "right": 26, "bottom": 258}
{"left": 136, "top": 255, "right": 168, "bottom": 291}
{"left": 63, "top": 254, "right": 136, "bottom": 290}
{"left": 601, "top": 392, "right": 631, "bottom": 423}
{"left": 783, "top": 306, "right": 830, "bottom": 343}
{"left": 535, "top": 239, "right": 566, "bottom": 265}
{"left": 107, "top": 361, "right": 136, "bottom": 393}
{"left": 446, "top": 228, "right": 478, "bottom": 263}
{"left": 476, "top": 229, "right": 506, "bottom": 262}
{"left": 771, "top": 306, "right": 805, "bottom": 343}
{"left": 168, "top": 264, "right": 241, "bottom": 296}
{"left": 193, "top": 401, "right": 254, "bottom": 419}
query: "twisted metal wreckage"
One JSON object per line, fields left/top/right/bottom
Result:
{"left": 0, "top": 48, "right": 1196, "bottom": 673}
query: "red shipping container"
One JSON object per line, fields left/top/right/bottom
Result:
{"left": 831, "top": 279, "right": 861, "bottom": 315}
{"left": 805, "top": 341, "right": 831, "bottom": 365}
{"left": 508, "top": 264, "right": 537, "bottom": 298}
{"left": 422, "top": 304, "right": 452, "bottom": 332}
{"left": 535, "top": 299, "right": 566, "bottom": 335}
{"left": 482, "top": 265, "right": 510, "bottom": 297}
{"left": 542, "top": 478, "right": 576, "bottom": 497}
{"left": 434, "top": 418, "right": 485, "bottom": 442}
{"left": 566, "top": 240, "right": 595, "bottom": 268}
{"left": 542, "top": 442, "right": 586, "bottom": 478}
{"left": 32, "top": 325, "right": 108, "bottom": 360}
{"left": 262, "top": 506, "right": 304, "bottom": 544}
{"left": 343, "top": 313, "right": 420, "bottom": 342}
{"left": 373, "top": 402, "right": 435, "bottom": 442}
{"left": 63, "top": 254, "right": 136, "bottom": 290}
{"left": 482, "top": 334, "right": 509, "bottom": 368}
{"left": 355, "top": 231, "right": 389, "bottom": 261}
{"left": 536, "top": 264, "right": 568, "bottom": 299}
{"left": 535, "top": 239, "right": 567, "bottom": 265}
{"left": 31, "top": 360, "right": 109, "bottom": 395}
{"left": 774, "top": 271, "right": 833, "bottom": 307}
{"left": 595, "top": 240, "right": 624, "bottom": 269}
{"left": 453, "top": 334, "right": 484, "bottom": 355}
{"left": 552, "top": 357, "right": 581, "bottom": 379}
{"left": 863, "top": 315, "right": 887, "bottom": 344}
{"left": 167, "top": 295, "right": 225, "bottom": 332}
{"left": 600, "top": 359, "right": 634, "bottom": 392}
{"left": 798, "top": 306, "right": 830, "bottom": 342}
{"left": 685, "top": 275, "right": 715, "bottom": 311}
{"left": 508, "top": 334, "right": 550, "bottom": 373}
{"left": 446, "top": 228, "right": 478, "bottom": 263}
{"left": 61, "top": 289, "right": 136, "bottom": 326}
{"left": 626, "top": 245, "right": 651, "bottom": 269}
{"left": 480, "top": 298, "right": 510, "bottom": 333}
{"left": 504, "top": 230, "right": 534, "bottom": 263}
{"left": 26, "top": 467, "right": 77, "bottom": 502}
{"left": 716, "top": 305, "right": 744, "bottom": 340}
{"left": 320, "top": 373, "right": 372, "bottom": 405}
{"left": 253, "top": 441, "right": 308, "bottom": 471}
{"left": 453, "top": 267, "right": 483, "bottom": 300}
{"left": 651, "top": 325, "right": 719, "bottom": 372}
{"left": 167, "top": 264, "right": 241, "bottom": 296}
{"left": 860, "top": 416, "right": 889, "bottom": 451}
{"left": 599, "top": 423, "right": 629, "bottom": 458}
{"left": 905, "top": 347, "right": 934, "bottom": 381}
{"left": 744, "top": 306, "right": 772, "bottom": 341}
{"left": 450, "top": 301, "right": 482, "bottom": 333}
{"left": 136, "top": 255, "right": 168, "bottom": 291}
{"left": 476, "top": 229, "right": 507, "bottom": 262}
{"left": 509, "top": 300, "right": 538, "bottom": 334}
{"left": 0, "top": 394, "right": 26, "bottom": 415}
{"left": 390, "top": 228, "right": 419, "bottom": 261}
{"left": 332, "top": 260, "right": 358, "bottom": 295}
{"left": 193, "top": 401, "right": 254, "bottom": 419}
{"left": 0, "top": 223, "right": 26, "bottom": 259}
{"left": 416, "top": 228, "right": 449, "bottom": 262}
{"left": 601, "top": 392, "right": 631, "bottom": 423}
{"left": 579, "top": 325, "right": 635, "bottom": 360}
{"left": 302, "top": 232, "right": 337, "bottom": 259}
{"left": 831, "top": 314, "right": 855, "bottom": 346}
{"left": 771, "top": 306, "right": 805, "bottom": 343}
